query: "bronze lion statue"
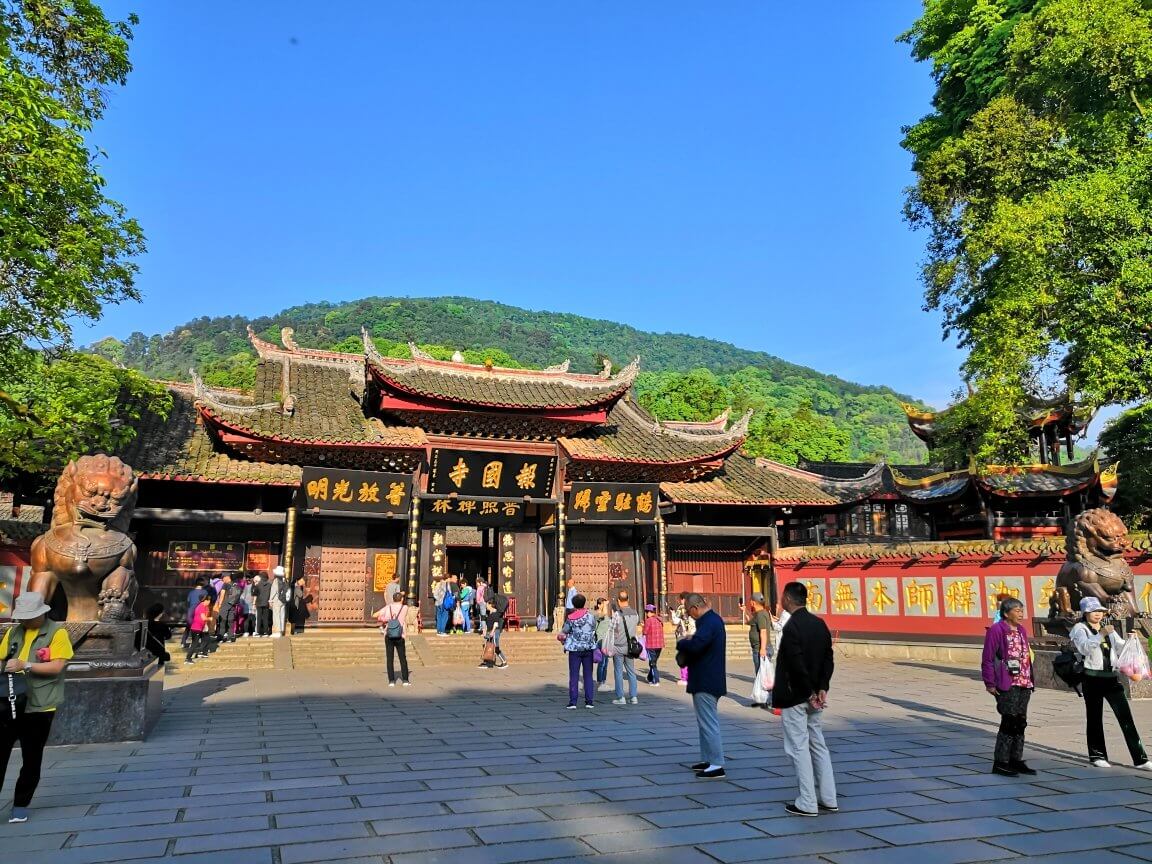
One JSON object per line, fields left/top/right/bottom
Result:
{"left": 1054, "top": 508, "right": 1136, "bottom": 618}
{"left": 29, "top": 454, "right": 139, "bottom": 622}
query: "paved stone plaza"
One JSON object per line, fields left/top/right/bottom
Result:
{"left": 5, "top": 656, "right": 1152, "bottom": 863}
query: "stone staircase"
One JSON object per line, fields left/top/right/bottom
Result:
{"left": 159, "top": 624, "right": 762, "bottom": 674}
{"left": 165, "top": 634, "right": 277, "bottom": 676}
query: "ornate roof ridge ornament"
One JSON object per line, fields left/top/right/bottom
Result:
{"left": 544, "top": 359, "right": 571, "bottom": 373}
{"left": 246, "top": 324, "right": 360, "bottom": 368}
{"left": 408, "top": 342, "right": 437, "bottom": 362}
{"left": 190, "top": 369, "right": 279, "bottom": 414}
{"left": 616, "top": 399, "right": 748, "bottom": 444}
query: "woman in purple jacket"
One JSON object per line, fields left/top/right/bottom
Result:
{"left": 981, "top": 597, "right": 1036, "bottom": 777}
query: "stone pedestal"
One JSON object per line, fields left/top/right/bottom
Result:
{"left": 48, "top": 663, "right": 163, "bottom": 744}
{"left": 0, "top": 620, "right": 165, "bottom": 744}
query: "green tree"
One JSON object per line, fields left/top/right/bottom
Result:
{"left": 901, "top": 0, "right": 1152, "bottom": 462}
{"left": 1099, "top": 404, "right": 1152, "bottom": 529}
{"left": 0, "top": 352, "right": 170, "bottom": 480}
{"left": 0, "top": 0, "right": 143, "bottom": 383}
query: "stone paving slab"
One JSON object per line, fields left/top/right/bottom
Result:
{"left": 5, "top": 657, "right": 1152, "bottom": 861}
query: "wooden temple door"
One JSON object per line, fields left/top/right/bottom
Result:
{"left": 317, "top": 522, "right": 369, "bottom": 623}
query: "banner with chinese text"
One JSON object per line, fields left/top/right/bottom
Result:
{"left": 428, "top": 450, "right": 555, "bottom": 499}
{"left": 300, "top": 467, "right": 411, "bottom": 517}
{"left": 567, "top": 483, "right": 659, "bottom": 522}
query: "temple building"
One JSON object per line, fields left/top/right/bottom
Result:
{"left": 0, "top": 326, "right": 1138, "bottom": 641}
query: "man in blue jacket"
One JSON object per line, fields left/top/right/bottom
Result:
{"left": 676, "top": 593, "right": 727, "bottom": 779}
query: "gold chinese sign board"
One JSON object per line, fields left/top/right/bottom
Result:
{"left": 300, "top": 468, "right": 411, "bottom": 518}
{"left": 567, "top": 483, "right": 658, "bottom": 523}
{"left": 428, "top": 449, "right": 555, "bottom": 499}
{"left": 425, "top": 497, "right": 526, "bottom": 526}
{"left": 795, "top": 574, "right": 1031, "bottom": 619}
{"left": 373, "top": 553, "right": 398, "bottom": 593}
{"left": 167, "top": 542, "right": 246, "bottom": 572}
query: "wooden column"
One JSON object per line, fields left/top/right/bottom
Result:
{"left": 656, "top": 513, "right": 667, "bottom": 614}
{"left": 282, "top": 504, "right": 298, "bottom": 577}
{"left": 406, "top": 494, "right": 421, "bottom": 606}
{"left": 556, "top": 497, "right": 567, "bottom": 611}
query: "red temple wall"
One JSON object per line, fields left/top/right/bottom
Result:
{"left": 774, "top": 552, "right": 1152, "bottom": 640}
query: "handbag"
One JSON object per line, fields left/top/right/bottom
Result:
{"left": 453, "top": 607, "right": 464, "bottom": 627}
{"left": 622, "top": 615, "right": 643, "bottom": 660}
{"left": 482, "top": 638, "right": 497, "bottom": 664}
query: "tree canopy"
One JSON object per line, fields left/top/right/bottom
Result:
{"left": 0, "top": 0, "right": 144, "bottom": 375}
{"left": 0, "top": 1, "right": 156, "bottom": 481}
{"left": 1099, "top": 404, "right": 1152, "bottom": 529}
{"left": 901, "top": 0, "right": 1152, "bottom": 462}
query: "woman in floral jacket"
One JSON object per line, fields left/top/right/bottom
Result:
{"left": 561, "top": 594, "right": 598, "bottom": 710}
{"left": 981, "top": 597, "right": 1036, "bottom": 777}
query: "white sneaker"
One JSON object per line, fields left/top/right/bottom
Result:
{"left": 271, "top": 633, "right": 281, "bottom": 638}
{"left": 402, "top": 681, "right": 411, "bottom": 687}
{"left": 629, "top": 697, "right": 639, "bottom": 705}
{"left": 612, "top": 697, "right": 627, "bottom": 705}
{"left": 1137, "top": 762, "right": 1152, "bottom": 770}
{"left": 1091, "top": 759, "right": 1111, "bottom": 768}
{"left": 388, "top": 682, "right": 395, "bottom": 687}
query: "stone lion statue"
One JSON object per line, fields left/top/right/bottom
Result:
{"left": 29, "top": 454, "right": 139, "bottom": 622}
{"left": 1053, "top": 508, "right": 1136, "bottom": 617}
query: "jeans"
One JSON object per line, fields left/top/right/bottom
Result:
{"left": 994, "top": 686, "right": 1031, "bottom": 765}
{"left": 646, "top": 648, "right": 662, "bottom": 683}
{"left": 0, "top": 709, "right": 55, "bottom": 807}
{"left": 385, "top": 636, "right": 410, "bottom": 683}
{"left": 436, "top": 606, "right": 449, "bottom": 634}
{"left": 613, "top": 654, "right": 637, "bottom": 699}
{"left": 1083, "top": 675, "right": 1146, "bottom": 764}
{"left": 461, "top": 603, "right": 472, "bottom": 633}
{"left": 782, "top": 704, "right": 837, "bottom": 813}
{"left": 692, "top": 692, "right": 724, "bottom": 767}
{"left": 596, "top": 654, "right": 609, "bottom": 684}
{"left": 568, "top": 650, "right": 594, "bottom": 705}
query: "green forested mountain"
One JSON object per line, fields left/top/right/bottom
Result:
{"left": 91, "top": 296, "right": 929, "bottom": 464}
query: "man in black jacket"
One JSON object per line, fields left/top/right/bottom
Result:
{"left": 774, "top": 581, "right": 838, "bottom": 817}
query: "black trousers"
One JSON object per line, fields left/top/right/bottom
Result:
{"left": 1083, "top": 674, "right": 1148, "bottom": 764}
{"left": 385, "top": 637, "right": 409, "bottom": 683}
{"left": 257, "top": 607, "right": 272, "bottom": 636}
{"left": 185, "top": 631, "right": 207, "bottom": 662}
{"left": 994, "top": 686, "right": 1031, "bottom": 764}
{"left": 216, "top": 606, "right": 236, "bottom": 640}
{"left": 0, "top": 709, "right": 55, "bottom": 808}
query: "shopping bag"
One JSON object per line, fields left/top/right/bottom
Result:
{"left": 750, "top": 659, "right": 775, "bottom": 704}
{"left": 637, "top": 633, "right": 649, "bottom": 662}
{"left": 1116, "top": 634, "right": 1151, "bottom": 682}
{"left": 453, "top": 607, "right": 464, "bottom": 627}
{"left": 602, "top": 615, "right": 618, "bottom": 657}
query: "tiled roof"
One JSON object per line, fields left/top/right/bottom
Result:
{"left": 661, "top": 453, "right": 839, "bottom": 506}
{"left": 561, "top": 400, "right": 746, "bottom": 466}
{"left": 117, "top": 387, "right": 303, "bottom": 485}
{"left": 976, "top": 458, "right": 1101, "bottom": 497}
{"left": 195, "top": 360, "right": 426, "bottom": 449}
{"left": 365, "top": 331, "right": 637, "bottom": 410}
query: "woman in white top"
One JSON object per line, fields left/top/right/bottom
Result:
{"left": 1070, "top": 596, "right": 1149, "bottom": 768}
{"left": 374, "top": 592, "right": 411, "bottom": 686}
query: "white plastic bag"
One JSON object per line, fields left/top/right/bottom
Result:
{"left": 751, "top": 658, "right": 775, "bottom": 704}
{"left": 602, "top": 614, "right": 619, "bottom": 658}
{"left": 1117, "top": 634, "right": 1151, "bottom": 682}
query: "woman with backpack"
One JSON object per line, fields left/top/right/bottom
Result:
{"left": 1070, "top": 596, "right": 1150, "bottom": 769}
{"left": 374, "top": 592, "right": 411, "bottom": 686}
{"left": 459, "top": 581, "right": 475, "bottom": 635}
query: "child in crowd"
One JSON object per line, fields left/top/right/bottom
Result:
{"left": 642, "top": 604, "right": 665, "bottom": 685}
{"left": 185, "top": 593, "right": 212, "bottom": 664}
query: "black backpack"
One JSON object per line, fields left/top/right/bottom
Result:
{"left": 1052, "top": 646, "right": 1084, "bottom": 696}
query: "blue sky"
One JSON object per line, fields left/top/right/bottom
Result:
{"left": 91, "top": 1, "right": 962, "bottom": 407}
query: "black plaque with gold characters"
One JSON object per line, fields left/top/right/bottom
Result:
{"left": 428, "top": 449, "right": 556, "bottom": 499}
{"left": 424, "top": 496, "right": 526, "bottom": 526}
{"left": 567, "top": 482, "right": 659, "bottom": 522}
{"left": 300, "top": 467, "right": 412, "bottom": 517}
